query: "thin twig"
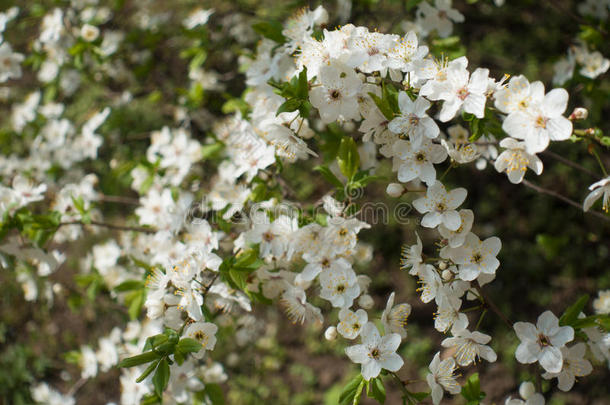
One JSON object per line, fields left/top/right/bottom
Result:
{"left": 67, "top": 378, "right": 87, "bottom": 397}
{"left": 521, "top": 179, "right": 610, "bottom": 223}
{"left": 96, "top": 194, "right": 140, "bottom": 205}
{"left": 58, "top": 220, "right": 157, "bottom": 233}
{"left": 541, "top": 150, "right": 602, "bottom": 180}
{"left": 474, "top": 281, "right": 512, "bottom": 329}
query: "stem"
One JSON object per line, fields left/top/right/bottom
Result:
{"left": 475, "top": 309, "right": 488, "bottom": 330}
{"left": 474, "top": 281, "right": 512, "bottom": 329}
{"left": 591, "top": 148, "right": 608, "bottom": 177}
{"left": 96, "top": 194, "right": 140, "bottom": 205}
{"left": 462, "top": 305, "right": 483, "bottom": 313}
{"left": 439, "top": 163, "right": 453, "bottom": 181}
{"left": 521, "top": 179, "right": 610, "bottom": 223}
{"left": 541, "top": 150, "right": 601, "bottom": 180}
{"left": 390, "top": 372, "right": 409, "bottom": 396}
{"left": 58, "top": 220, "right": 157, "bottom": 234}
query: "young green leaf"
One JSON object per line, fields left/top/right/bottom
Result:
{"left": 337, "top": 137, "right": 360, "bottom": 181}
{"left": 118, "top": 351, "right": 160, "bottom": 368}
{"left": 152, "top": 358, "right": 170, "bottom": 398}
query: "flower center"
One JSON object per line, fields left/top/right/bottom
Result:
{"left": 263, "top": 231, "right": 274, "bottom": 242}
{"left": 330, "top": 89, "right": 341, "bottom": 100}
{"left": 471, "top": 252, "right": 482, "bottom": 264}
{"left": 537, "top": 333, "right": 551, "bottom": 347}
{"left": 415, "top": 152, "right": 426, "bottom": 162}
{"left": 457, "top": 87, "right": 469, "bottom": 100}
{"left": 535, "top": 116, "right": 548, "bottom": 129}
{"left": 370, "top": 348, "right": 380, "bottom": 359}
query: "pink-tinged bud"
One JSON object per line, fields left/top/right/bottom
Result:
{"left": 386, "top": 183, "right": 405, "bottom": 197}
{"left": 569, "top": 107, "right": 588, "bottom": 121}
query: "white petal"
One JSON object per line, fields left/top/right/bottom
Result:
{"left": 346, "top": 344, "right": 369, "bottom": 364}
{"left": 547, "top": 116, "right": 572, "bottom": 141}
{"left": 379, "top": 352, "right": 404, "bottom": 372}
{"left": 537, "top": 310, "right": 559, "bottom": 336}
{"left": 514, "top": 322, "right": 537, "bottom": 342}
{"left": 539, "top": 346, "right": 563, "bottom": 373}
{"left": 542, "top": 88, "right": 568, "bottom": 118}
{"left": 515, "top": 341, "right": 540, "bottom": 364}
{"left": 362, "top": 360, "right": 382, "bottom": 380}
{"left": 550, "top": 326, "right": 574, "bottom": 347}
{"left": 442, "top": 210, "right": 461, "bottom": 231}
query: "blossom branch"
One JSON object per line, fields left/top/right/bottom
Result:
{"left": 58, "top": 220, "right": 157, "bottom": 233}
{"left": 521, "top": 179, "right": 610, "bottom": 223}
{"left": 474, "top": 281, "right": 512, "bottom": 329}
{"left": 541, "top": 150, "right": 602, "bottom": 180}
{"left": 96, "top": 194, "right": 140, "bottom": 205}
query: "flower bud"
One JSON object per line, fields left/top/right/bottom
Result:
{"left": 81, "top": 24, "right": 100, "bottom": 42}
{"left": 324, "top": 326, "right": 337, "bottom": 341}
{"left": 569, "top": 107, "right": 588, "bottom": 121}
{"left": 358, "top": 294, "right": 374, "bottom": 309}
{"left": 519, "top": 382, "right": 536, "bottom": 400}
{"left": 386, "top": 183, "right": 404, "bottom": 197}
{"left": 441, "top": 269, "right": 453, "bottom": 281}
{"left": 438, "top": 261, "right": 448, "bottom": 270}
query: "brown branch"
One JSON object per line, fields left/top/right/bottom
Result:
{"left": 474, "top": 281, "right": 512, "bottom": 330}
{"left": 96, "top": 194, "right": 140, "bottom": 205}
{"left": 521, "top": 179, "right": 610, "bottom": 223}
{"left": 59, "top": 220, "right": 156, "bottom": 233}
{"left": 541, "top": 150, "right": 602, "bottom": 180}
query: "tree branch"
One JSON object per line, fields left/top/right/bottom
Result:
{"left": 541, "top": 150, "right": 602, "bottom": 180}
{"left": 96, "top": 194, "right": 140, "bottom": 205}
{"left": 474, "top": 281, "right": 512, "bottom": 330}
{"left": 521, "top": 179, "right": 610, "bottom": 223}
{"left": 58, "top": 220, "right": 156, "bottom": 234}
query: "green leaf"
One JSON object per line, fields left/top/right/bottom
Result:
{"left": 176, "top": 338, "right": 202, "bottom": 354}
{"left": 119, "top": 351, "right": 160, "bottom": 368}
{"left": 136, "top": 359, "right": 161, "bottom": 383}
{"left": 571, "top": 314, "right": 610, "bottom": 331}
{"left": 152, "top": 358, "right": 170, "bottom": 398}
{"left": 314, "top": 165, "right": 344, "bottom": 189}
{"left": 339, "top": 374, "right": 365, "bottom": 405}
{"left": 276, "top": 98, "right": 302, "bottom": 115}
{"left": 201, "top": 142, "right": 225, "bottom": 159}
{"left": 233, "top": 249, "right": 263, "bottom": 271}
{"left": 369, "top": 92, "right": 393, "bottom": 121}
{"left": 114, "top": 280, "right": 145, "bottom": 292}
{"left": 461, "top": 373, "right": 485, "bottom": 404}
{"left": 125, "top": 289, "right": 146, "bottom": 320}
{"left": 144, "top": 334, "right": 169, "bottom": 351}
{"left": 205, "top": 383, "right": 226, "bottom": 405}
{"left": 297, "top": 67, "right": 309, "bottom": 99}
{"left": 369, "top": 377, "right": 386, "bottom": 404}
{"left": 405, "top": 0, "right": 424, "bottom": 11}
{"left": 337, "top": 137, "right": 360, "bottom": 181}
{"left": 382, "top": 82, "right": 399, "bottom": 116}
{"left": 559, "top": 294, "right": 590, "bottom": 327}
{"left": 229, "top": 268, "right": 248, "bottom": 290}
{"left": 252, "top": 21, "right": 286, "bottom": 43}
{"left": 174, "top": 350, "right": 185, "bottom": 366}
